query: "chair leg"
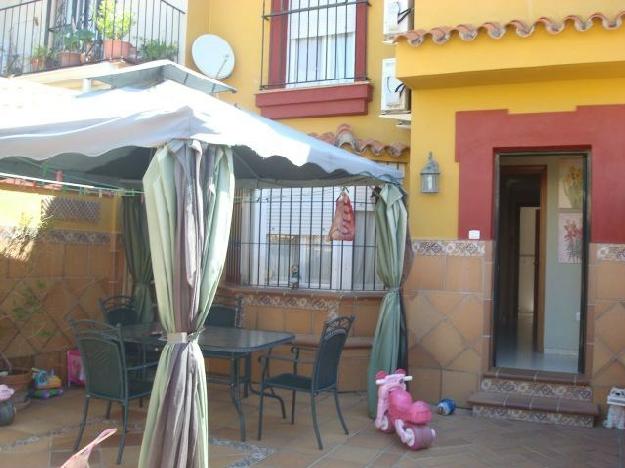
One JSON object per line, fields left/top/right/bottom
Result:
{"left": 334, "top": 389, "right": 348, "bottom": 434}
{"left": 310, "top": 393, "right": 323, "bottom": 450}
{"left": 291, "top": 390, "right": 296, "bottom": 424}
{"left": 257, "top": 382, "right": 266, "bottom": 441}
{"left": 74, "top": 396, "right": 90, "bottom": 451}
{"left": 105, "top": 400, "right": 112, "bottom": 419}
{"left": 269, "top": 386, "right": 286, "bottom": 419}
{"left": 117, "top": 403, "right": 129, "bottom": 465}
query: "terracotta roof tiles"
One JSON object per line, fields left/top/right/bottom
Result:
{"left": 394, "top": 11, "right": 625, "bottom": 47}
{"left": 309, "top": 124, "right": 409, "bottom": 159}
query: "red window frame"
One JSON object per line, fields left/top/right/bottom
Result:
{"left": 257, "top": 0, "right": 371, "bottom": 119}
{"left": 267, "top": 0, "right": 368, "bottom": 88}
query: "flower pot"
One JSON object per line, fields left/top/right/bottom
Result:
{"left": 30, "top": 57, "right": 45, "bottom": 72}
{"left": 0, "top": 400, "right": 15, "bottom": 426}
{"left": 102, "top": 39, "right": 133, "bottom": 60}
{"left": 58, "top": 51, "right": 82, "bottom": 67}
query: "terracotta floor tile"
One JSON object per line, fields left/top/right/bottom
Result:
{"left": 0, "top": 386, "right": 621, "bottom": 468}
{"left": 255, "top": 449, "right": 320, "bottom": 467}
{"left": 311, "top": 457, "right": 368, "bottom": 468}
{"left": 328, "top": 445, "right": 380, "bottom": 464}
{"left": 370, "top": 451, "right": 403, "bottom": 467}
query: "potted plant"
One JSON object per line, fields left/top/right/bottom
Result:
{"left": 76, "top": 28, "right": 95, "bottom": 63}
{"left": 139, "top": 39, "right": 178, "bottom": 62}
{"left": 96, "top": 0, "right": 135, "bottom": 60}
{"left": 30, "top": 45, "right": 52, "bottom": 72}
{"left": 58, "top": 27, "right": 82, "bottom": 67}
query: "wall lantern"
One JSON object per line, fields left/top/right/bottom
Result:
{"left": 420, "top": 152, "right": 440, "bottom": 193}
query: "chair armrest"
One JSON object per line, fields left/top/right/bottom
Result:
{"left": 127, "top": 361, "right": 159, "bottom": 372}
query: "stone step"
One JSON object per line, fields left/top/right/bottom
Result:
{"left": 469, "top": 391, "right": 600, "bottom": 428}
{"left": 480, "top": 377, "right": 593, "bottom": 401}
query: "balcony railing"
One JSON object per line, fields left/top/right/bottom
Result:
{"left": 260, "top": 0, "right": 368, "bottom": 90}
{"left": 0, "top": 0, "right": 185, "bottom": 77}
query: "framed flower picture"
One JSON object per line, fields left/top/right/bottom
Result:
{"left": 558, "top": 212, "right": 583, "bottom": 264}
{"left": 558, "top": 159, "right": 583, "bottom": 209}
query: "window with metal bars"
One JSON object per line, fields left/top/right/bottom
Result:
{"left": 225, "top": 185, "right": 383, "bottom": 291}
{"left": 261, "top": 0, "right": 368, "bottom": 89}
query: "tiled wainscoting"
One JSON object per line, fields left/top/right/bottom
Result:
{"left": 403, "top": 239, "right": 625, "bottom": 416}
{"left": 402, "top": 240, "right": 491, "bottom": 408}
{"left": 589, "top": 243, "right": 625, "bottom": 411}
{"left": 0, "top": 227, "right": 125, "bottom": 380}
{"left": 216, "top": 287, "right": 382, "bottom": 391}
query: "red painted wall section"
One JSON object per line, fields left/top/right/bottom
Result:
{"left": 456, "top": 105, "right": 625, "bottom": 243}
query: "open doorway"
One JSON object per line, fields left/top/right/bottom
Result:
{"left": 494, "top": 154, "right": 587, "bottom": 374}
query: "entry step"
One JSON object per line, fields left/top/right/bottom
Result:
{"left": 469, "top": 391, "right": 599, "bottom": 428}
{"left": 480, "top": 376, "right": 593, "bottom": 401}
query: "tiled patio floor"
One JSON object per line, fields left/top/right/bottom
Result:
{"left": 0, "top": 384, "right": 622, "bottom": 467}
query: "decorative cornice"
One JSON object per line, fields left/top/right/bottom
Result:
{"left": 309, "top": 124, "right": 409, "bottom": 159}
{"left": 412, "top": 240, "right": 485, "bottom": 257}
{"left": 394, "top": 11, "right": 625, "bottom": 47}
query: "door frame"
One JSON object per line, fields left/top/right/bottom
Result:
{"left": 492, "top": 151, "right": 590, "bottom": 374}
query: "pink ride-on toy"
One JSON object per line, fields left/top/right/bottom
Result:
{"left": 374, "top": 369, "right": 436, "bottom": 450}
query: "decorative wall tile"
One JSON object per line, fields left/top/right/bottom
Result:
{"left": 596, "top": 244, "right": 625, "bottom": 262}
{"left": 41, "top": 197, "right": 100, "bottom": 223}
{"left": 480, "top": 378, "right": 593, "bottom": 401}
{"left": 241, "top": 293, "right": 339, "bottom": 318}
{"left": 472, "top": 405, "right": 594, "bottom": 428}
{"left": 412, "top": 240, "right": 485, "bottom": 257}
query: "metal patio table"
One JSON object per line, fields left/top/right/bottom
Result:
{"left": 120, "top": 323, "right": 294, "bottom": 441}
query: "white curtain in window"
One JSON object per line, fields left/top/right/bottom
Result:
{"left": 287, "top": 0, "right": 356, "bottom": 86}
{"left": 353, "top": 211, "right": 379, "bottom": 290}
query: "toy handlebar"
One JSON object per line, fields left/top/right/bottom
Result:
{"left": 375, "top": 375, "right": 413, "bottom": 385}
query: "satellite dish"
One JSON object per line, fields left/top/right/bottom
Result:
{"left": 192, "top": 34, "right": 235, "bottom": 80}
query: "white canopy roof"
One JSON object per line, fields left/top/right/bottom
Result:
{"left": 0, "top": 70, "right": 403, "bottom": 188}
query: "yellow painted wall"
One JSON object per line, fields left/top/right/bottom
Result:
{"left": 408, "top": 76, "right": 625, "bottom": 239}
{"left": 0, "top": 185, "right": 120, "bottom": 234}
{"left": 396, "top": 26, "right": 625, "bottom": 89}
{"left": 414, "top": 0, "right": 624, "bottom": 30}
{"left": 185, "top": 0, "right": 409, "bottom": 148}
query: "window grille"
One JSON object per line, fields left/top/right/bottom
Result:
{"left": 226, "top": 185, "right": 384, "bottom": 291}
{"left": 261, "top": 0, "right": 368, "bottom": 89}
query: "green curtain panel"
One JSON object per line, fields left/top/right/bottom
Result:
{"left": 367, "top": 184, "right": 408, "bottom": 417}
{"left": 138, "top": 141, "right": 235, "bottom": 467}
{"left": 122, "top": 195, "right": 154, "bottom": 323}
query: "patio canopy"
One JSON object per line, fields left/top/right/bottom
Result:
{"left": 0, "top": 77, "right": 402, "bottom": 188}
{"left": 0, "top": 65, "right": 405, "bottom": 468}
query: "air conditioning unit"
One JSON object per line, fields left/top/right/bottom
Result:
{"left": 381, "top": 58, "right": 409, "bottom": 115}
{"left": 383, "top": 0, "right": 413, "bottom": 41}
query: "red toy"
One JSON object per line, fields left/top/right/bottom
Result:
{"left": 374, "top": 369, "right": 436, "bottom": 450}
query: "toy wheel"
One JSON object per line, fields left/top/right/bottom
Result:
{"left": 405, "top": 427, "right": 421, "bottom": 450}
{"left": 379, "top": 411, "right": 395, "bottom": 433}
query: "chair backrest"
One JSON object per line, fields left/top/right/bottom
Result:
{"left": 69, "top": 319, "right": 127, "bottom": 401}
{"left": 312, "top": 316, "right": 355, "bottom": 391}
{"left": 99, "top": 295, "right": 137, "bottom": 327}
{"left": 204, "top": 295, "right": 242, "bottom": 328}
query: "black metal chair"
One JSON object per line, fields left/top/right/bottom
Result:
{"left": 69, "top": 319, "right": 158, "bottom": 465}
{"left": 257, "top": 315, "right": 355, "bottom": 450}
{"left": 202, "top": 295, "right": 253, "bottom": 441}
{"left": 98, "top": 295, "right": 138, "bottom": 326}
